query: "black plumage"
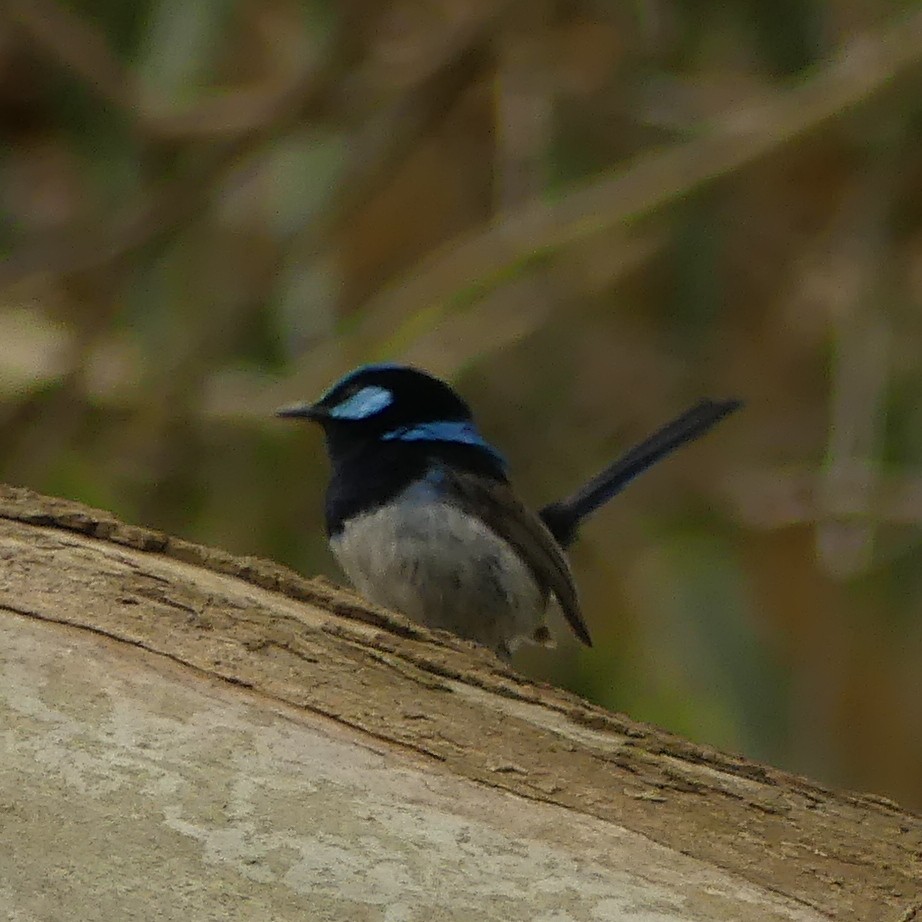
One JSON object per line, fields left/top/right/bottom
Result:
{"left": 278, "top": 364, "right": 740, "bottom": 657}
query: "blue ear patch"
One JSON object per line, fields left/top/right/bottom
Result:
{"left": 381, "top": 420, "right": 507, "bottom": 469}
{"left": 329, "top": 385, "right": 394, "bottom": 420}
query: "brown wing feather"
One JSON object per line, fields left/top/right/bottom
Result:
{"left": 442, "top": 469, "right": 593, "bottom": 647}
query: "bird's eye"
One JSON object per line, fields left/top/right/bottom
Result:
{"left": 329, "top": 385, "right": 393, "bottom": 420}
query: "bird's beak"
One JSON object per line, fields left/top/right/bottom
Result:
{"left": 275, "top": 401, "right": 327, "bottom": 421}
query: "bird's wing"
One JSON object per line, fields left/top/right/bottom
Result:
{"left": 442, "top": 469, "right": 592, "bottom": 647}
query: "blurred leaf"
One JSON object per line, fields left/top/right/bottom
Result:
{"left": 136, "top": 0, "right": 234, "bottom": 102}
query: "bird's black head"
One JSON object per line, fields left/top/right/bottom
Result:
{"left": 277, "top": 364, "right": 506, "bottom": 473}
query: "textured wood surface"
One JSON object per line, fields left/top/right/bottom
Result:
{"left": 0, "top": 484, "right": 919, "bottom": 920}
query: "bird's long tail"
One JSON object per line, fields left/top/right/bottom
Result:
{"left": 539, "top": 398, "right": 742, "bottom": 548}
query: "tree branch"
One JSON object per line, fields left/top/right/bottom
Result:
{"left": 0, "top": 483, "right": 918, "bottom": 919}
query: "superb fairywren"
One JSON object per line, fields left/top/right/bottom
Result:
{"left": 278, "top": 364, "right": 740, "bottom": 658}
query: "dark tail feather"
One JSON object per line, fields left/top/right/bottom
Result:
{"left": 539, "top": 398, "right": 742, "bottom": 547}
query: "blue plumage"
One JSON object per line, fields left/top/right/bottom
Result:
{"left": 382, "top": 420, "right": 507, "bottom": 469}
{"left": 328, "top": 385, "right": 393, "bottom": 420}
{"left": 278, "top": 364, "right": 740, "bottom": 658}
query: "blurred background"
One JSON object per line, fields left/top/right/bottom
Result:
{"left": 2, "top": 0, "right": 922, "bottom": 808}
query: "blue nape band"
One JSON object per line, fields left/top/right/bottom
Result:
{"left": 381, "top": 420, "right": 507, "bottom": 468}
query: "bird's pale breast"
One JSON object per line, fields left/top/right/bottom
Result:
{"left": 329, "top": 487, "right": 548, "bottom": 656}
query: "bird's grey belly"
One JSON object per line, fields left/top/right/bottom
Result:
{"left": 329, "top": 499, "right": 546, "bottom": 655}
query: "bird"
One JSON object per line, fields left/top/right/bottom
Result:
{"left": 278, "top": 364, "right": 740, "bottom": 659}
